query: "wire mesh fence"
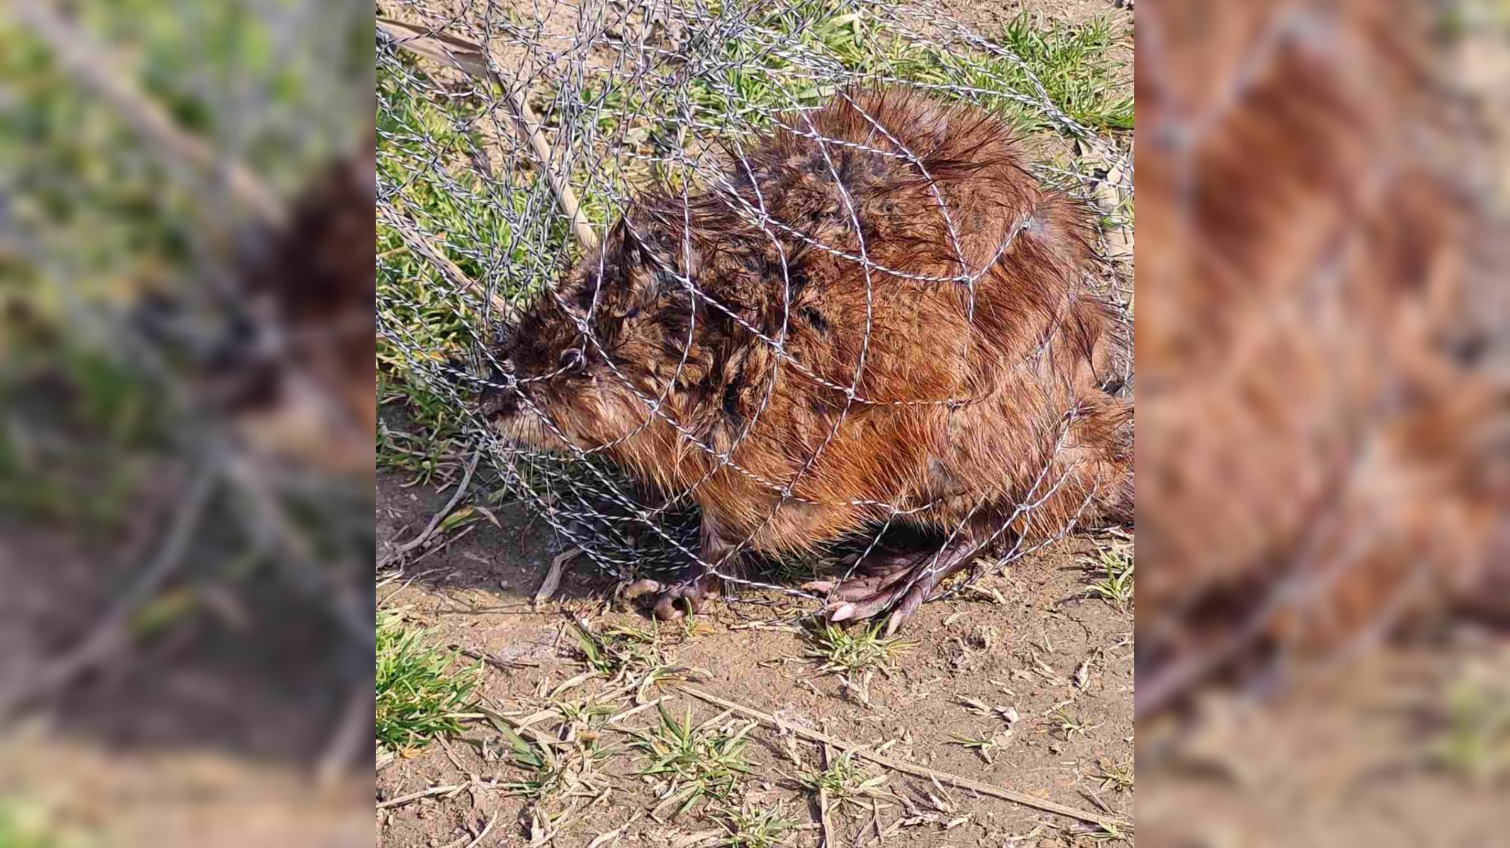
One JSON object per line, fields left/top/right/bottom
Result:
{"left": 376, "top": 0, "right": 1134, "bottom": 629}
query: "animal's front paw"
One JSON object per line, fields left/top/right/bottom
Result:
{"left": 623, "top": 572, "right": 721, "bottom": 621}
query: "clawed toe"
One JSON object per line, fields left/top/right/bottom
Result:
{"left": 810, "top": 551, "right": 924, "bottom": 604}
{"left": 821, "top": 582, "right": 919, "bottom": 627}
{"left": 622, "top": 579, "right": 663, "bottom": 600}
{"left": 816, "top": 546, "right": 974, "bottom": 634}
{"left": 648, "top": 577, "right": 719, "bottom": 621}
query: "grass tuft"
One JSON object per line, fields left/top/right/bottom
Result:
{"left": 566, "top": 620, "right": 699, "bottom": 702}
{"left": 630, "top": 705, "right": 753, "bottom": 818}
{"left": 0, "top": 802, "right": 66, "bottom": 848}
{"left": 803, "top": 621, "right": 907, "bottom": 675}
{"left": 1094, "top": 758, "right": 1134, "bottom": 793}
{"left": 802, "top": 620, "right": 908, "bottom": 704}
{"left": 995, "top": 11, "right": 1133, "bottom": 131}
{"left": 1049, "top": 705, "right": 1100, "bottom": 741}
{"left": 1085, "top": 545, "right": 1134, "bottom": 612}
{"left": 950, "top": 731, "right": 1010, "bottom": 765}
{"left": 498, "top": 726, "right": 567, "bottom": 799}
{"left": 798, "top": 750, "right": 886, "bottom": 808}
{"left": 569, "top": 620, "right": 662, "bottom": 677}
{"left": 716, "top": 805, "right": 797, "bottom": 848}
{"left": 1430, "top": 668, "right": 1510, "bottom": 785}
{"left": 376, "top": 611, "right": 480, "bottom": 752}
{"left": 1085, "top": 820, "right": 1132, "bottom": 843}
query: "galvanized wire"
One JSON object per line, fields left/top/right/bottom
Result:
{"left": 377, "top": 0, "right": 1134, "bottom": 618}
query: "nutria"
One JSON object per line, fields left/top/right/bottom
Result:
{"left": 480, "top": 88, "right": 1132, "bottom": 633}
{"left": 225, "top": 135, "right": 376, "bottom": 475}
{"left": 1138, "top": 0, "right": 1506, "bottom": 711}
{"left": 140, "top": 133, "right": 377, "bottom": 475}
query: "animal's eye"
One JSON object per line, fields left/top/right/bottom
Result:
{"left": 559, "top": 347, "right": 586, "bottom": 374}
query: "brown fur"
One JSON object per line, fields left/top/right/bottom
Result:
{"left": 483, "top": 88, "right": 1131, "bottom": 619}
{"left": 223, "top": 132, "right": 376, "bottom": 475}
{"left": 1138, "top": 0, "right": 1506, "bottom": 708}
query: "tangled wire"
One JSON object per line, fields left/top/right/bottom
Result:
{"left": 377, "top": 0, "right": 1134, "bottom": 628}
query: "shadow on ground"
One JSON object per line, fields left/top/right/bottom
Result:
{"left": 0, "top": 505, "right": 370, "bottom": 767}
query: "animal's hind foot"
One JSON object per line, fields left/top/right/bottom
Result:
{"left": 805, "top": 542, "right": 977, "bottom": 636}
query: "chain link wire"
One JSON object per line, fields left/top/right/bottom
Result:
{"left": 377, "top": 0, "right": 1133, "bottom": 621}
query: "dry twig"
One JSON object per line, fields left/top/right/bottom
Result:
{"left": 678, "top": 686, "right": 1130, "bottom": 832}
{"left": 381, "top": 445, "right": 482, "bottom": 566}
{"left": 376, "top": 15, "right": 598, "bottom": 251}
{"left": 10, "top": 1, "right": 284, "bottom": 224}
{"left": 377, "top": 783, "right": 467, "bottom": 809}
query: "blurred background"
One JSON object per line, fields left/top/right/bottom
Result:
{"left": 1138, "top": 0, "right": 1508, "bottom": 845}
{"left": 0, "top": 1, "right": 373, "bottom": 846}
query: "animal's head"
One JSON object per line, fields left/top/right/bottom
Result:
{"left": 479, "top": 211, "right": 728, "bottom": 457}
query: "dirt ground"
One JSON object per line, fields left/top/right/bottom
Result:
{"left": 376, "top": 469, "right": 1135, "bottom": 847}
{"left": 0, "top": 728, "right": 369, "bottom": 848}
{"left": 1140, "top": 641, "right": 1510, "bottom": 848}
{"left": 0, "top": 510, "right": 372, "bottom": 848}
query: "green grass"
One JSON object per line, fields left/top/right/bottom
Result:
{"left": 950, "top": 731, "right": 1009, "bottom": 765}
{"left": 552, "top": 696, "right": 619, "bottom": 728}
{"left": 1441, "top": 0, "right": 1510, "bottom": 38}
{"left": 801, "top": 620, "right": 909, "bottom": 704}
{"left": 593, "top": 2, "right": 1131, "bottom": 166}
{"left": 716, "top": 805, "right": 797, "bottom": 848}
{"left": 867, "top": 10, "right": 1132, "bottom": 133}
{"left": 1086, "top": 545, "right": 1134, "bottom": 612}
{"left": 994, "top": 11, "right": 1133, "bottom": 131}
{"left": 564, "top": 620, "right": 698, "bottom": 702}
{"left": 681, "top": 3, "right": 882, "bottom": 124}
{"left": 803, "top": 621, "right": 908, "bottom": 676}
{"left": 493, "top": 721, "right": 575, "bottom": 801}
{"left": 1430, "top": 671, "right": 1510, "bottom": 785}
{"left": 691, "top": 3, "right": 1134, "bottom": 133}
{"left": 1049, "top": 705, "right": 1100, "bottom": 741}
{"left": 482, "top": 701, "right": 614, "bottom": 828}
{"left": 1094, "top": 758, "right": 1134, "bottom": 793}
{"left": 0, "top": 800, "right": 77, "bottom": 848}
{"left": 375, "top": 611, "right": 481, "bottom": 752}
{"left": 1086, "top": 820, "right": 1132, "bottom": 844}
{"left": 798, "top": 750, "right": 885, "bottom": 808}
{"left": 630, "top": 705, "right": 753, "bottom": 818}
{"left": 569, "top": 620, "right": 662, "bottom": 677}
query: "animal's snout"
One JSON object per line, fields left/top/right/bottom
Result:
{"left": 478, "top": 368, "right": 520, "bottom": 419}
{"left": 479, "top": 388, "right": 506, "bottom": 419}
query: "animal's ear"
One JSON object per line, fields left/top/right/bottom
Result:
{"left": 607, "top": 215, "right": 650, "bottom": 270}
{"left": 606, "top": 214, "right": 667, "bottom": 304}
